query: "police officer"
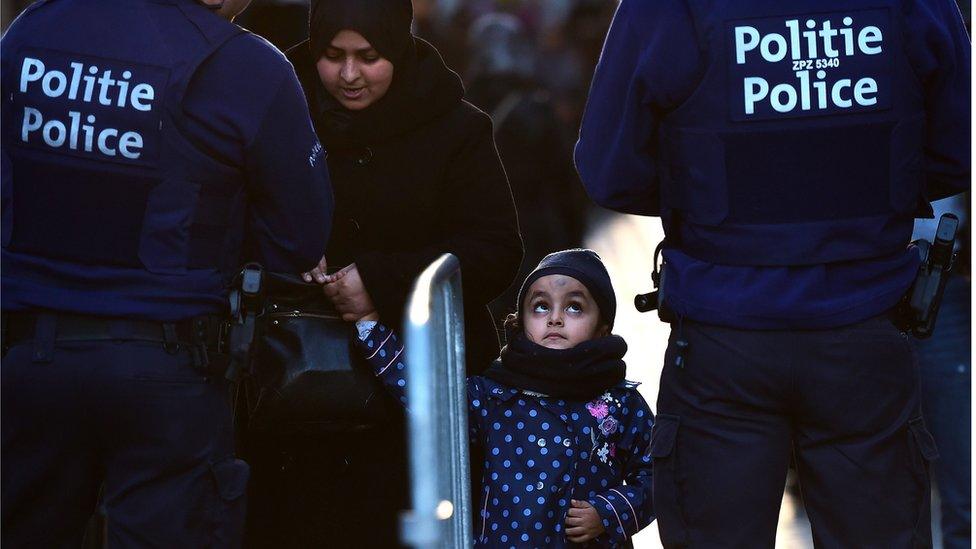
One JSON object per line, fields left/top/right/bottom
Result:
{"left": 576, "top": 0, "right": 969, "bottom": 547}
{"left": 1, "top": 0, "right": 334, "bottom": 546}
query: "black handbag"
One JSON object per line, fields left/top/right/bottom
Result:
{"left": 241, "top": 272, "right": 395, "bottom": 436}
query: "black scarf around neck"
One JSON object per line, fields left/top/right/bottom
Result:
{"left": 483, "top": 334, "right": 627, "bottom": 401}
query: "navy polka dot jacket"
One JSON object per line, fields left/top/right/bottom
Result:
{"left": 356, "top": 322, "right": 656, "bottom": 547}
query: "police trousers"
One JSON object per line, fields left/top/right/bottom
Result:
{"left": 1, "top": 330, "right": 248, "bottom": 548}
{"left": 651, "top": 314, "right": 938, "bottom": 548}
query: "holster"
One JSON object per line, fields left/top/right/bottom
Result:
{"left": 634, "top": 241, "right": 677, "bottom": 323}
{"left": 224, "top": 263, "right": 265, "bottom": 382}
{"left": 896, "top": 213, "right": 959, "bottom": 338}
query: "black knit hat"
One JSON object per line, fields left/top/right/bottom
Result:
{"left": 309, "top": 0, "right": 414, "bottom": 64}
{"left": 516, "top": 249, "right": 617, "bottom": 330}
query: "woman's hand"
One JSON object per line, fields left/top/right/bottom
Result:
{"left": 302, "top": 255, "right": 329, "bottom": 284}
{"left": 322, "top": 263, "right": 378, "bottom": 322}
{"left": 565, "top": 499, "right": 605, "bottom": 543}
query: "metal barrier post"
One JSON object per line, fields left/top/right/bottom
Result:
{"left": 400, "top": 253, "right": 473, "bottom": 548}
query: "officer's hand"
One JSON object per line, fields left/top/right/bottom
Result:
{"left": 565, "top": 499, "right": 605, "bottom": 543}
{"left": 322, "top": 263, "right": 378, "bottom": 322}
{"left": 302, "top": 255, "right": 329, "bottom": 284}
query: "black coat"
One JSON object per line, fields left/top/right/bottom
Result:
{"left": 287, "top": 38, "right": 522, "bottom": 372}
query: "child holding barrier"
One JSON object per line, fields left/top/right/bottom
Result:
{"left": 332, "top": 249, "right": 655, "bottom": 547}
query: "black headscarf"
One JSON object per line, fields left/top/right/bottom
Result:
{"left": 309, "top": 0, "right": 414, "bottom": 65}
{"left": 303, "top": 0, "right": 463, "bottom": 148}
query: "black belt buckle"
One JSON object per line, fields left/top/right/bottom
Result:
{"left": 195, "top": 316, "right": 234, "bottom": 380}
{"left": 190, "top": 344, "right": 209, "bottom": 373}
{"left": 187, "top": 316, "right": 216, "bottom": 376}
{"left": 162, "top": 323, "right": 180, "bottom": 354}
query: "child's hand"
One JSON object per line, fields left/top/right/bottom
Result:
{"left": 565, "top": 499, "right": 605, "bottom": 543}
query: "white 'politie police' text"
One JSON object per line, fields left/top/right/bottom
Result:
{"left": 18, "top": 57, "right": 155, "bottom": 160}
{"left": 733, "top": 16, "right": 883, "bottom": 116}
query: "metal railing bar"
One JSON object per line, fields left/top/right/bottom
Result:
{"left": 401, "top": 253, "right": 473, "bottom": 549}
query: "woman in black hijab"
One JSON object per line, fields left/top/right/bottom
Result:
{"left": 244, "top": 1, "right": 522, "bottom": 546}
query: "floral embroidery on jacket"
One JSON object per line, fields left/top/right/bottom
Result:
{"left": 587, "top": 391, "right": 623, "bottom": 464}
{"left": 586, "top": 399, "right": 609, "bottom": 420}
{"left": 600, "top": 416, "right": 619, "bottom": 437}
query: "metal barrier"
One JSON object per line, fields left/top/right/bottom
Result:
{"left": 401, "top": 253, "right": 474, "bottom": 548}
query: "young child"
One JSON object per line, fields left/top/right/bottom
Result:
{"left": 348, "top": 249, "right": 655, "bottom": 547}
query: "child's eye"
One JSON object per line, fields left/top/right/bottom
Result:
{"left": 532, "top": 302, "right": 550, "bottom": 313}
{"left": 566, "top": 302, "right": 583, "bottom": 314}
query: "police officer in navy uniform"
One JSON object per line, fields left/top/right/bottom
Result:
{"left": 1, "top": 0, "right": 334, "bottom": 546}
{"left": 577, "top": 0, "right": 969, "bottom": 547}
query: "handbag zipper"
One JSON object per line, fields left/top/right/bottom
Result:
{"left": 267, "top": 311, "right": 342, "bottom": 320}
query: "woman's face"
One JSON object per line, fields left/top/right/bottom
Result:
{"left": 316, "top": 29, "right": 394, "bottom": 111}
{"left": 522, "top": 275, "right": 607, "bottom": 350}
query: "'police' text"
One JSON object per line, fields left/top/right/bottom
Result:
{"left": 16, "top": 55, "right": 161, "bottom": 161}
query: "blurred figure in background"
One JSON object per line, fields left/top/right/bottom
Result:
{"left": 412, "top": 0, "right": 471, "bottom": 78}
{"left": 464, "top": 13, "right": 586, "bottom": 319}
{"left": 235, "top": 0, "right": 309, "bottom": 51}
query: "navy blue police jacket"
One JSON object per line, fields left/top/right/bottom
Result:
{"left": 355, "top": 322, "right": 655, "bottom": 548}
{"left": 576, "top": 0, "right": 970, "bottom": 329}
{"left": 1, "top": 0, "right": 334, "bottom": 321}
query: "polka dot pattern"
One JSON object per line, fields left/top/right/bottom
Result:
{"left": 468, "top": 379, "right": 656, "bottom": 548}
{"left": 355, "top": 323, "right": 656, "bottom": 547}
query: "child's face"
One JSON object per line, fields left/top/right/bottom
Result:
{"left": 522, "top": 275, "right": 607, "bottom": 350}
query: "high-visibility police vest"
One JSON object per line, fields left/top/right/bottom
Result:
{"left": 2, "top": 0, "right": 246, "bottom": 275}
{"left": 659, "top": 0, "right": 930, "bottom": 266}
